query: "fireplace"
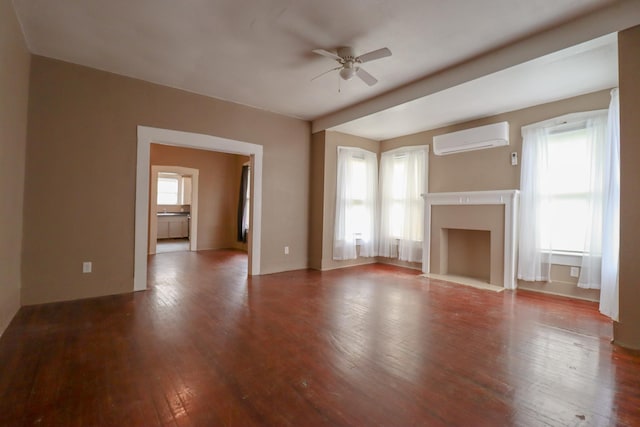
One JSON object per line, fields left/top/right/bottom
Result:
{"left": 422, "top": 190, "right": 519, "bottom": 289}
{"left": 443, "top": 229, "right": 491, "bottom": 282}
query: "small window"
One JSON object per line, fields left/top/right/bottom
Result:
{"left": 157, "top": 172, "right": 187, "bottom": 205}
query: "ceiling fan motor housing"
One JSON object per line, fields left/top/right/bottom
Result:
{"left": 337, "top": 47, "right": 358, "bottom": 80}
{"left": 337, "top": 46, "right": 356, "bottom": 61}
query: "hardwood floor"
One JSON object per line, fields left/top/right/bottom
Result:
{"left": 156, "top": 238, "right": 190, "bottom": 254}
{"left": 1, "top": 249, "right": 638, "bottom": 426}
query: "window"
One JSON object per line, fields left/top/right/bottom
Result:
{"left": 541, "top": 127, "right": 595, "bottom": 253}
{"left": 518, "top": 110, "right": 609, "bottom": 283}
{"left": 378, "top": 147, "right": 427, "bottom": 262}
{"left": 157, "top": 173, "right": 181, "bottom": 205}
{"left": 333, "top": 147, "right": 377, "bottom": 260}
{"left": 158, "top": 172, "right": 190, "bottom": 205}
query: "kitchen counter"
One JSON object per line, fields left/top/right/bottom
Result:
{"left": 157, "top": 212, "right": 190, "bottom": 217}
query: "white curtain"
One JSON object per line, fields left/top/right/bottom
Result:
{"left": 517, "top": 126, "right": 553, "bottom": 281}
{"left": 598, "top": 88, "right": 620, "bottom": 320}
{"left": 518, "top": 110, "right": 608, "bottom": 283}
{"left": 577, "top": 114, "right": 608, "bottom": 289}
{"left": 333, "top": 147, "right": 378, "bottom": 260}
{"left": 378, "top": 147, "right": 427, "bottom": 262}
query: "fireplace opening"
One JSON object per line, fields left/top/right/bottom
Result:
{"left": 441, "top": 228, "right": 491, "bottom": 283}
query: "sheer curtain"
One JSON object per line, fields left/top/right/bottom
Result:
{"left": 333, "top": 147, "right": 378, "bottom": 260}
{"left": 598, "top": 88, "right": 620, "bottom": 320}
{"left": 378, "top": 146, "right": 427, "bottom": 262}
{"left": 577, "top": 114, "right": 607, "bottom": 289}
{"left": 518, "top": 110, "right": 608, "bottom": 283}
{"left": 517, "top": 126, "right": 553, "bottom": 281}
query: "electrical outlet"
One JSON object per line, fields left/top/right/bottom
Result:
{"left": 570, "top": 267, "right": 579, "bottom": 278}
{"left": 511, "top": 152, "right": 518, "bottom": 166}
{"left": 284, "top": 246, "right": 289, "bottom": 255}
{"left": 82, "top": 262, "right": 92, "bottom": 273}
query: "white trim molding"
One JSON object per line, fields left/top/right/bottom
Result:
{"left": 135, "top": 126, "right": 263, "bottom": 292}
{"left": 422, "top": 190, "right": 520, "bottom": 289}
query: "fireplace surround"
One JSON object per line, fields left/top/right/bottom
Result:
{"left": 422, "top": 190, "right": 519, "bottom": 289}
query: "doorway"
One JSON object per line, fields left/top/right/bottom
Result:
{"left": 135, "top": 126, "right": 263, "bottom": 292}
{"left": 148, "top": 165, "right": 199, "bottom": 255}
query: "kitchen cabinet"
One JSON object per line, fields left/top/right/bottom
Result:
{"left": 157, "top": 214, "right": 189, "bottom": 239}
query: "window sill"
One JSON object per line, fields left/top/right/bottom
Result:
{"left": 545, "top": 251, "right": 583, "bottom": 267}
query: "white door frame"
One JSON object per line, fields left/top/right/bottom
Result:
{"left": 149, "top": 165, "right": 199, "bottom": 254}
{"left": 135, "top": 126, "right": 263, "bottom": 291}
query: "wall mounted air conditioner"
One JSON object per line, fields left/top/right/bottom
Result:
{"left": 433, "top": 121, "right": 509, "bottom": 155}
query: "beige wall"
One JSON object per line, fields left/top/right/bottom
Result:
{"left": 319, "top": 131, "right": 380, "bottom": 270}
{"left": 615, "top": 25, "right": 640, "bottom": 349}
{"left": 22, "top": 56, "right": 310, "bottom": 305}
{"left": 150, "top": 144, "right": 248, "bottom": 251}
{"left": 383, "top": 90, "right": 611, "bottom": 296}
{"left": 517, "top": 267, "right": 600, "bottom": 302}
{"left": 382, "top": 90, "right": 611, "bottom": 192}
{"left": 0, "top": 0, "right": 30, "bottom": 334}
{"left": 308, "top": 131, "right": 326, "bottom": 270}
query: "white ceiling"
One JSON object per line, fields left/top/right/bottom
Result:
{"left": 13, "top": 0, "right": 622, "bottom": 138}
{"left": 331, "top": 34, "right": 619, "bottom": 140}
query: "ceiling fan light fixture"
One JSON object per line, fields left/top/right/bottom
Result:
{"left": 339, "top": 65, "right": 357, "bottom": 80}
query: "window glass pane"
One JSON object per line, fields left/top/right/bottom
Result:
{"left": 547, "top": 197, "right": 589, "bottom": 252}
{"left": 347, "top": 205, "right": 369, "bottom": 237}
{"left": 390, "top": 202, "right": 403, "bottom": 238}
{"left": 350, "top": 158, "right": 367, "bottom": 201}
{"left": 391, "top": 159, "right": 406, "bottom": 200}
{"left": 546, "top": 129, "right": 591, "bottom": 195}
{"left": 158, "top": 176, "right": 179, "bottom": 205}
{"left": 543, "top": 127, "right": 592, "bottom": 252}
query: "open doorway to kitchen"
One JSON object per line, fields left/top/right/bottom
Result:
{"left": 148, "top": 164, "right": 199, "bottom": 255}
{"left": 135, "top": 126, "right": 263, "bottom": 292}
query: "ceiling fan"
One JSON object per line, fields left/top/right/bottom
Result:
{"left": 312, "top": 46, "right": 392, "bottom": 86}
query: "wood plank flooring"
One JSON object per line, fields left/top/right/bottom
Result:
{"left": 156, "top": 238, "right": 190, "bottom": 254}
{"left": 0, "top": 249, "right": 638, "bottom": 426}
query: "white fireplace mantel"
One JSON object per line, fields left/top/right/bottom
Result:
{"left": 422, "top": 190, "right": 520, "bottom": 289}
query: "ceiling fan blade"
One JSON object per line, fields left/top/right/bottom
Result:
{"left": 356, "top": 67, "right": 378, "bottom": 86}
{"left": 357, "top": 47, "right": 392, "bottom": 64}
{"left": 312, "top": 49, "right": 342, "bottom": 61}
{"left": 311, "top": 66, "right": 342, "bottom": 81}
